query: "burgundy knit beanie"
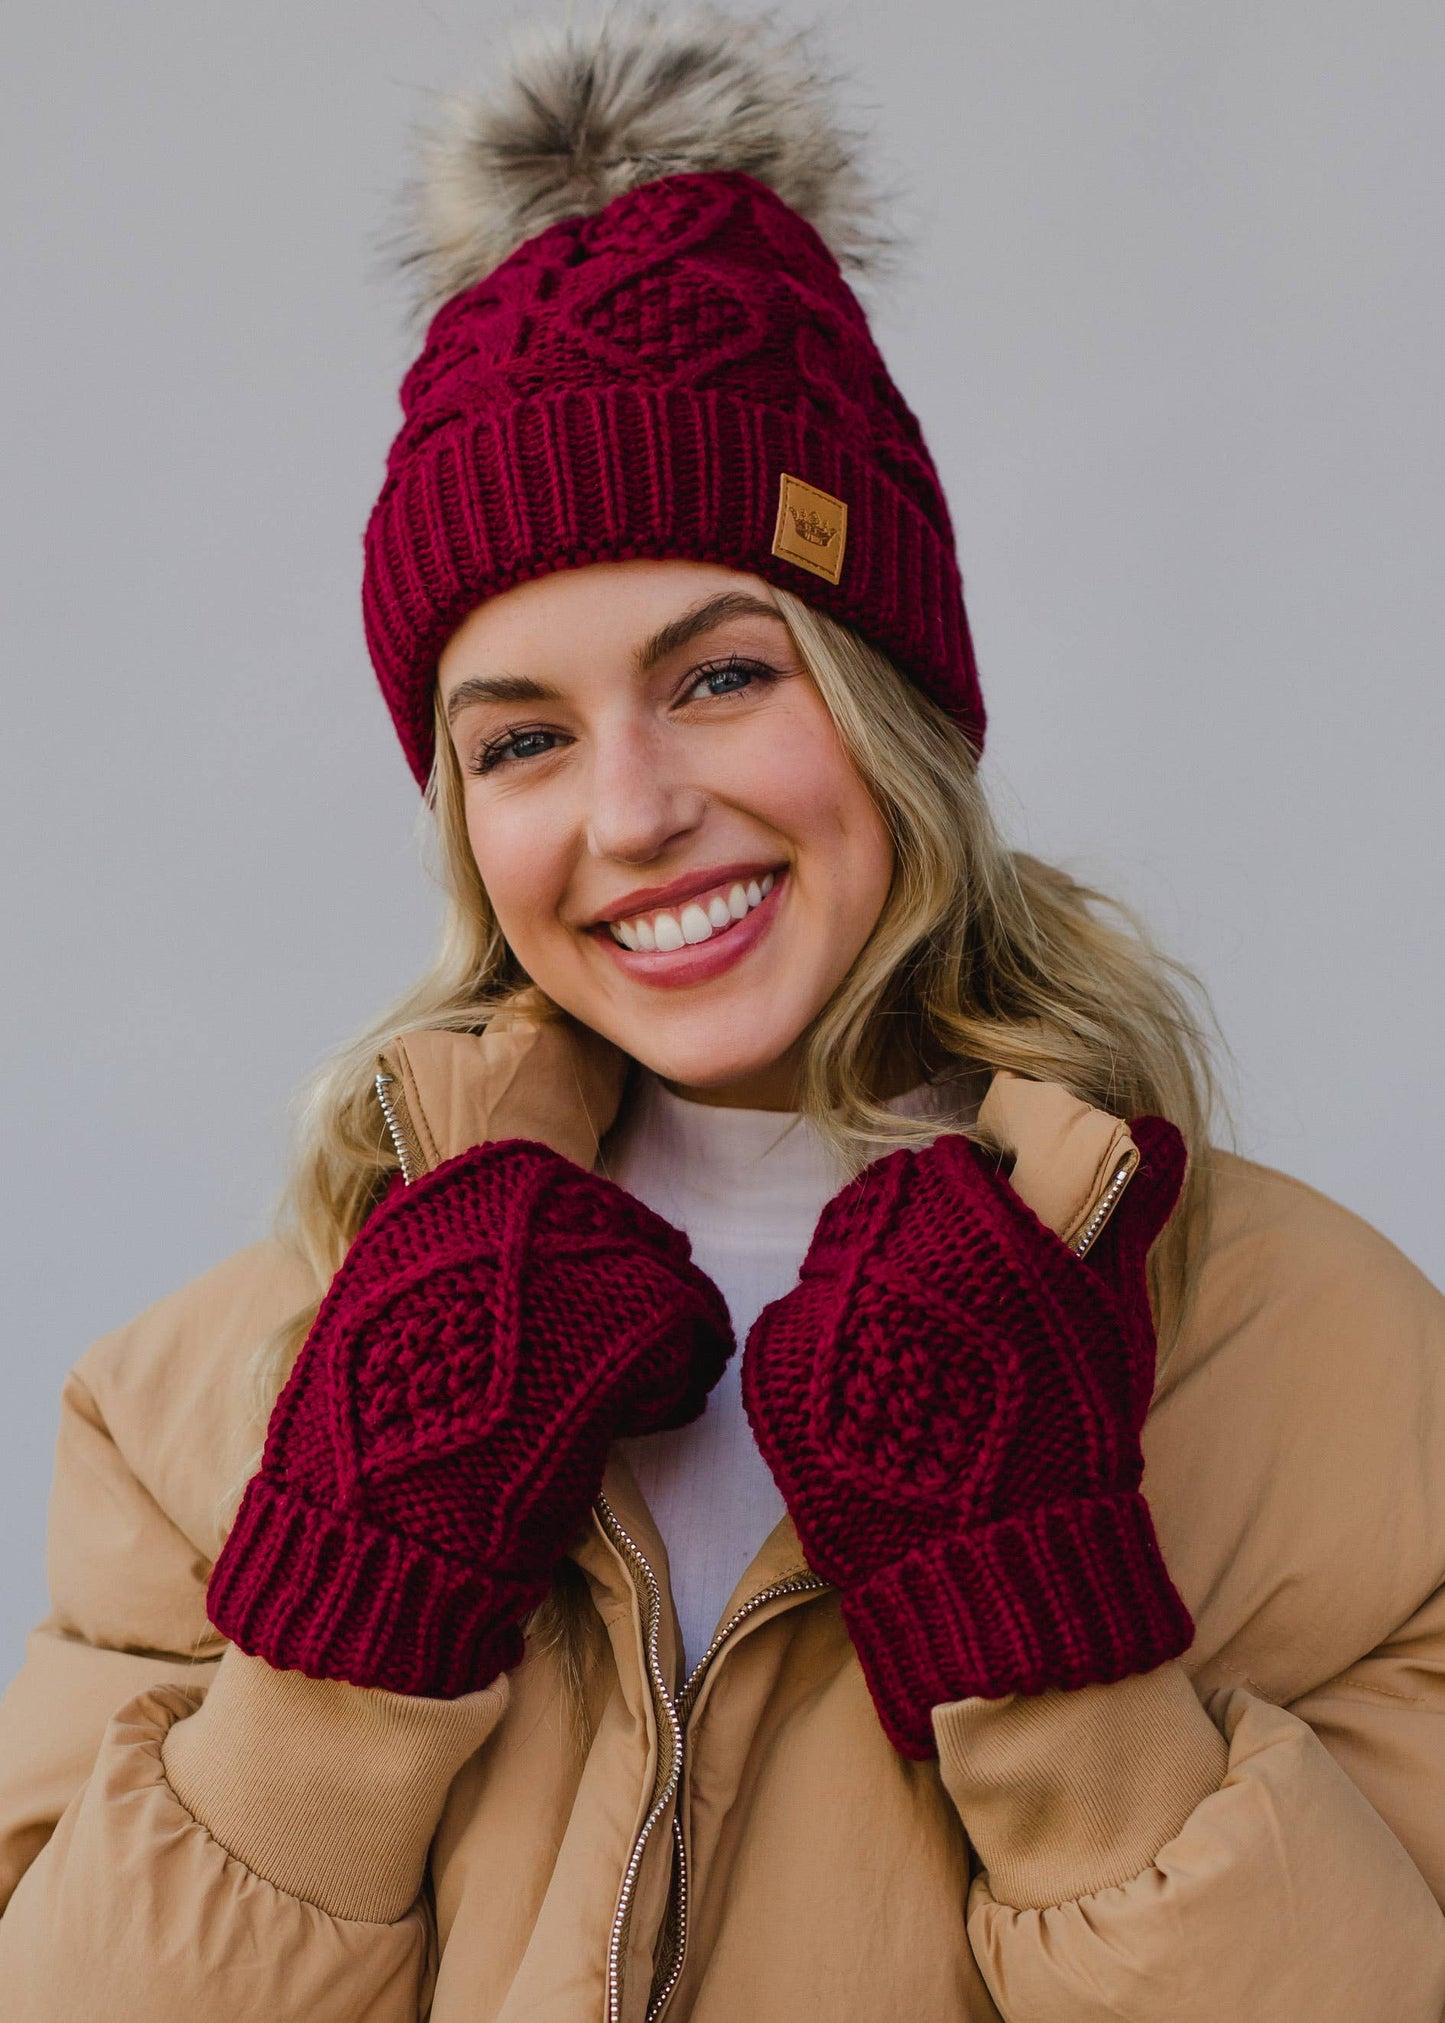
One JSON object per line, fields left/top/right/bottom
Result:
{"left": 362, "top": 9, "right": 985, "bottom": 790}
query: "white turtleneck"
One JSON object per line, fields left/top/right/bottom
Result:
{"left": 606, "top": 1067, "right": 965, "bottom": 1678}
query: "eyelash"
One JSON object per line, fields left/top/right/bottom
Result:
{"left": 466, "top": 654, "right": 778, "bottom": 776}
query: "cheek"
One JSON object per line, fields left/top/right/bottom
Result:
{"left": 463, "top": 797, "right": 566, "bottom": 938}
{"left": 733, "top": 711, "right": 893, "bottom": 909}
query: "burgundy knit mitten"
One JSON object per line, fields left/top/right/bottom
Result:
{"left": 207, "top": 1139, "right": 734, "bottom": 1698}
{"left": 741, "top": 1116, "right": 1194, "bottom": 1757}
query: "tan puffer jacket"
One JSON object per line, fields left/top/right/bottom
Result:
{"left": 2, "top": 1020, "right": 1444, "bottom": 2021}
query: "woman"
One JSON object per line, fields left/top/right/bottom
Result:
{"left": 2, "top": 9, "right": 1443, "bottom": 2019}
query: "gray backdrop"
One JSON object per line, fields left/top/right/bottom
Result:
{"left": 3, "top": 1, "right": 1442, "bottom": 1680}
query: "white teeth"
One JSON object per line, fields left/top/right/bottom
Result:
{"left": 606, "top": 869, "right": 783, "bottom": 954}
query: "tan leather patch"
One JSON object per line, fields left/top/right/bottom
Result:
{"left": 772, "top": 472, "right": 848, "bottom": 584}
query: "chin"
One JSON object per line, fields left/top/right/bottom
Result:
{"left": 622, "top": 1025, "right": 803, "bottom": 1097}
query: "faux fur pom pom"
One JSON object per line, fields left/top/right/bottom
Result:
{"left": 397, "top": 3, "right": 894, "bottom": 316}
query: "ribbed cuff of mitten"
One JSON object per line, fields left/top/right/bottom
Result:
{"left": 206, "top": 1472, "right": 543, "bottom": 1699}
{"left": 840, "top": 1491, "right": 1196, "bottom": 1758}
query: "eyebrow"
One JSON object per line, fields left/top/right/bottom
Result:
{"left": 442, "top": 590, "right": 787, "bottom": 726}
{"left": 444, "top": 670, "right": 558, "bottom": 721}
{"left": 635, "top": 591, "right": 785, "bottom": 675}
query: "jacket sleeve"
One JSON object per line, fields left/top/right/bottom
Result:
{"left": 934, "top": 1643, "right": 1445, "bottom": 2021}
{"left": 930, "top": 1155, "right": 1445, "bottom": 2023}
{"left": 0, "top": 1286, "right": 508, "bottom": 2022}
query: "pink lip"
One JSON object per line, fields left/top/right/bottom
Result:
{"left": 587, "top": 858, "right": 786, "bottom": 928}
{"left": 591, "top": 868, "right": 787, "bottom": 990}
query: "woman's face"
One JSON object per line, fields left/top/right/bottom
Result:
{"left": 437, "top": 559, "right": 895, "bottom": 1108}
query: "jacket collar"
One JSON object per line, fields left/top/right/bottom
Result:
{"left": 376, "top": 1001, "right": 1136, "bottom": 1253}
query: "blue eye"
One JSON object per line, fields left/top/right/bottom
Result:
{"left": 688, "top": 655, "right": 775, "bottom": 700}
{"left": 471, "top": 727, "right": 559, "bottom": 775}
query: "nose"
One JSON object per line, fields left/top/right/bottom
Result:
{"left": 583, "top": 715, "right": 707, "bottom": 864}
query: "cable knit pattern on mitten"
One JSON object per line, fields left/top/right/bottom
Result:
{"left": 207, "top": 1138, "right": 734, "bottom": 1697}
{"left": 741, "top": 1116, "right": 1195, "bottom": 1756}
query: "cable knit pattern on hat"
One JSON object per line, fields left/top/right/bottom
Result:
{"left": 206, "top": 1137, "right": 735, "bottom": 1699}
{"left": 363, "top": 169, "right": 983, "bottom": 787}
{"left": 741, "top": 1115, "right": 1195, "bottom": 1757}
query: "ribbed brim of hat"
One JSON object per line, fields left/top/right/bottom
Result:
{"left": 362, "top": 385, "right": 984, "bottom": 788}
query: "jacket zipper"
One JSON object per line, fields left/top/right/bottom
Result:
{"left": 374, "top": 1065, "right": 426, "bottom": 1183}
{"left": 643, "top": 1568, "right": 830, "bottom": 2020}
{"left": 1068, "top": 1149, "right": 1138, "bottom": 1257}
{"left": 594, "top": 1491, "right": 687, "bottom": 2023}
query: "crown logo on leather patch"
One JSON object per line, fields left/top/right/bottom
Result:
{"left": 772, "top": 473, "right": 848, "bottom": 585}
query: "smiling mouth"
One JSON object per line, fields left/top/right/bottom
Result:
{"left": 596, "top": 869, "right": 780, "bottom": 953}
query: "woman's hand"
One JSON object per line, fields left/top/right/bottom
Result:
{"left": 206, "top": 1137, "right": 734, "bottom": 1698}
{"left": 741, "top": 1115, "right": 1194, "bottom": 1757}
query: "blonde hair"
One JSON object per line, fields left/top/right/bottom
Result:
{"left": 218, "top": 584, "right": 1224, "bottom": 1737}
